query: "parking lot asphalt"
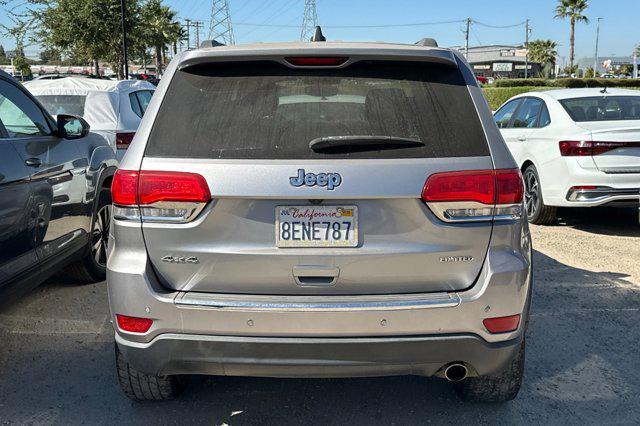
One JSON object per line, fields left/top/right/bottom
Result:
{"left": 1, "top": 207, "right": 639, "bottom": 425}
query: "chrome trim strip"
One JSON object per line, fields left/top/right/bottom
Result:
{"left": 566, "top": 187, "right": 640, "bottom": 202}
{"left": 175, "top": 292, "right": 461, "bottom": 312}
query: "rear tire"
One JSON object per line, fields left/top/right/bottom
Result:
{"left": 115, "top": 344, "right": 185, "bottom": 401}
{"left": 65, "top": 188, "right": 111, "bottom": 282}
{"left": 454, "top": 339, "right": 525, "bottom": 403}
{"left": 523, "top": 165, "right": 556, "bottom": 225}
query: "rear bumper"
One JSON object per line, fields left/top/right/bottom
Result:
{"left": 116, "top": 332, "right": 522, "bottom": 378}
{"left": 107, "top": 219, "right": 532, "bottom": 378}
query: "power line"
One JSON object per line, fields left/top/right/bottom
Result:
{"left": 472, "top": 19, "right": 527, "bottom": 29}
{"left": 232, "top": 19, "right": 466, "bottom": 29}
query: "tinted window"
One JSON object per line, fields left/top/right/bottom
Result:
{"left": 512, "top": 98, "right": 543, "bottom": 128}
{"left": 36, "top": 94, "right": 87, "bottom": 116}
{"left": 494, "top": 99, "right": 521, "bottom": 128}
{"left": 129, "top": 92, "right": 142, "bottom": 117}
{"left": 560, "top": 96, "right": 640, "bottom": 122}
{"left": 129, "top": 90, "right": 154, "bottom": 118}
{"left": 145, "top": 61, "right": 489, "bottom": 159}
{"left": 136, "top": 91, "right": 153, "bottom": 114}
{"left": 0, "top": 80, "right": 52, "bottom": 138}
{"left": 539, "top": 103, "right": 551, "bottom": 127}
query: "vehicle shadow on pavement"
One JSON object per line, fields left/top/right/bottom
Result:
{"left": 554, "top": 206, "right": 639, "bottom": 237}
{"left": 1, "top": 251, "right": 639, "bottom": 424}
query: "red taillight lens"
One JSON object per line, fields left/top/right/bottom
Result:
{"left": 112, "top": 170, "right": 210, "bottom": 206}
{"left": 112, "top": 169, "right": 139, "bottom": 206}
{"left": 284, "top": 56, "right": 348, "bottom": 66}
{"left": 495, "top": 169, "right": 524, "bottom": 204}
{"left": 422, "top": 169, "right": 523, "bottom": 222}
{"left": 483, "top": 314, "right": 521, "bottom": 334}
{"left": 116, "top": 314, "right": 153, "bottom": 333}
{"left": 138, "top": 171, "right": 210, "bottom": 205}
{"left": 422, "top": 170, "right": 495, "bottom": 205}
{"left": 116, "top": 132, "right": 135, "bottom": 149}
{"left": 559, "top": 140, "right": 637, "bottom": 156}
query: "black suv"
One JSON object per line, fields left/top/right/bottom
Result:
{"left": 0, "top": 70, "right": 117, "bottom": 301}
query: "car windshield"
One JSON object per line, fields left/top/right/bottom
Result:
{"left": 145, "top": 60, "right": 489, "bottom": 159}
{"left": 35, "top": 94, "right": 87, "bottom": 117}
{"left": 560, "top": 96, "right": 640, "bottom": 122}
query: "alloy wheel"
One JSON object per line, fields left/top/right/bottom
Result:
{"left": 524, "top": 170, "right": 539, "bottom": 219}
{"left": 91, "top": 204, "right": 111, "bottom": 267}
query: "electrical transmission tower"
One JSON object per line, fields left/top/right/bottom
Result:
{"left": 300, "top": 0, "right": 318, "bottom": 41}
{"left": 208, "top": 0, "right": 235, "bottom": 45}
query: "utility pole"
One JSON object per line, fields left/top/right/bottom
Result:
{"left": 593, "top": 17, "right": 602, "bottom": 77}
{"left": 524, "top": 19, "right": 530, "bottom": 79}
{"left": 464, "top": 18, "right": 471, "bottom": 60}
{"left": 209, "top": 0, "right": 235, "bottom": 45}
{"left": 301, "top": 0, "right": 318, "bottom": 41}
{"left": 120, "top": 0, "right": 129, "bottom": 79}
{"left": 192, "top": 21, "right": 203, "bottom": 48}
{"left": 185, "top": 19, "right": 191, "bottom": 50}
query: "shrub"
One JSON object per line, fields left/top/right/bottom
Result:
{"left": 482, "top": 87, "right": 554, "bottom": 110}
{"left": 492, "top": 78, "right": 640, "bottom": 89}
{"left": 493, "top": 78, "right": 552, "bottom": 87}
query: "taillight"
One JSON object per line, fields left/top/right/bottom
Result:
{"left": 559, "top": 140, "right": 637, "bottom": 156}
{"left": 116, "top": 314, "right": 153, "bottom": 333}
{"left": 284, "top": 56, "right": 348, "bottom": 66}
{"left": 112, "top": 170, "right": 210, "bottom": 222}
{"left": 422, "top": 169, "right": 523, "bottom": 222}
{"left": 116, "top": 132, "right": 135, "bottom": 149}
{"left": 483, "top": 314, "right": 520, "bottom": 334}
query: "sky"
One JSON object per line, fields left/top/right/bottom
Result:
{"left": 2, "top": 0, "right": 639, "bottom": 65}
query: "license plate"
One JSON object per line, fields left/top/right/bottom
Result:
{"left": 276, "top": 206, "right": 358, "bottom": 248}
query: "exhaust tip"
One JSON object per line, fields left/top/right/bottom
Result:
{"left": 444, "top": 363, "right": 468, "bottom": 382}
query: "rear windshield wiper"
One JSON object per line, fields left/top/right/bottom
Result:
{"left": 309, "top": 135, "right": 425, "bottom": 153}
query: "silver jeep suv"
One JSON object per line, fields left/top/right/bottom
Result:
{"left": 107, "top": 36, "right": 532, "bottom": 403}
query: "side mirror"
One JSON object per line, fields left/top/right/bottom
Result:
{"left": 56, "top": 114, "right": 90, "bottom": 139}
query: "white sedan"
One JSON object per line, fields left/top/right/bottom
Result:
{"left": 494, "top": 88, "right": 640, "bottom": 224}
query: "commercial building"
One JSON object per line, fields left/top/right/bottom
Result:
{"left": 454, "top": 45, "right": 542, "bottom": 79}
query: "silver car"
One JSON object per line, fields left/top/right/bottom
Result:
{"left": 107, "top": 37, "right": 532, "bottom": 403}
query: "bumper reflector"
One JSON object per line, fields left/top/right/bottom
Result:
{"left": 116, "top": 314, "right": 153, "bottom": 333}
{"left": 483, "top": 314, "right": 520, "bottom": 334}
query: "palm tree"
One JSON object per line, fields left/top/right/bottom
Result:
{"left": 142, "top": 0, "right": 182, "bottom": 76}
{"left": 554, "top": 0, "right": 589, "bottom": 71}
{"left": 528, "top": 39, "right": 558, "bottom": 76}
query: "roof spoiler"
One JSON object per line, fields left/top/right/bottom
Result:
{"left": 415, "top": 38, "right": 438, "bottom": 48}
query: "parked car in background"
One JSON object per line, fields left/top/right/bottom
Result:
{"left": 0, "top": 69, "right": 117, "bottom": 302}
{"left": 24, "top": 77, "right": 155, "bottom": 161}
{"left": 109, "top": 39, "right": 531, "bottom": 403}
{"left": 476, "top": 75, "right": 488, "bottom": 85}
{"left": 494, "top": 88, "right": 640, "bottom": 224}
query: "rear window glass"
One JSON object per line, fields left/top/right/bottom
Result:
{"left": 145, "top": 61, "right": 489, "bottom": 159}
{"left": 35, "top": 95, "right": 87, "bottom": 117}
{"left": 560, "top": 96, "right": 640, "bottom": 122}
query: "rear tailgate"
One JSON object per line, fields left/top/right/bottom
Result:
{"left": 580, "top": 124, "right": 640, "bottom": 174}
{"left": 138, "top": 57, "right": 495, "bottom": 295}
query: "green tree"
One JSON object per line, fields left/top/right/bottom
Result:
{"left": 0, "top": 45, "right": 6, "bottom": 58}
{"left": 31, "top": 0, "right": 144, "bottom": 78}
{"left": 584, "top": 67, "right": 594, "bottom": 78}
{"left": 554, "top": 0, "right": 589, "bottom": 72}
{"left": 528, "top": 39, "right": 558, "bottom": 74}
{"left": 39, "top": 46, "right": 62, "bottom": 64}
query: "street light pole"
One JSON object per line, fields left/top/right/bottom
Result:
{"left": 120, "top": 0, "right": 129, "bottom": 80}
{"left": 593, "top": 17, "right": 602, "bottom": 77}
{"left": 524, "top": 19, "right": 530, "bottom": 79}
